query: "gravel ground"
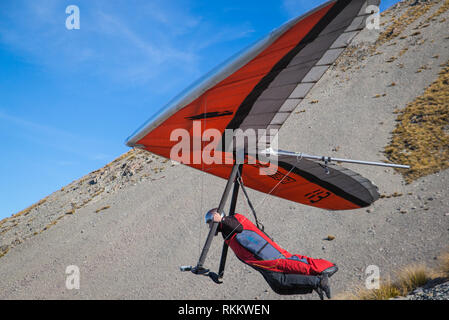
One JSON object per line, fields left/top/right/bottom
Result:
{"left": 392, "top": 280, "right": 449, "bottom": 300}
{"left": 409, "top": 282, "right": 449, "bottom": 300}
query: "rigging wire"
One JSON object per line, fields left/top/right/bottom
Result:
{"left": 253, "top": 162, "right": 296, "bottom": 212}
{"left": 198, "top": 92, "right": 209, "bottom": 257}
{"left": 237, "top": 169, "right": 263, "bottom": 231}
{"left": 200, "top": 100, "right": 207, "bottom": 256}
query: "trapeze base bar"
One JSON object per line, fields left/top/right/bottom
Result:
{"left": 180, "top": 265, "right": 192, "bottom": 272}
{"left": 180, "top": 265, "right": 210, "bottom": 275}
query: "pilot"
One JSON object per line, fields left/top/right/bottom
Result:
{"left": 205, "top": 208, "right": 338, "bottom": 300}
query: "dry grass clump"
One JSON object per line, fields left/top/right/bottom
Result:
{"left": 413, "top": 0, "right": 449, "bottom": 30}
{"left": 379, "top": 192, "right": 403, "bottom": 198}
{"left": 0, "top": 198, "right": 47, "bottom": 226}
{"left": 0, "top": 198, "right": 47, "bottom": 235}
{"left": 375, "top": 2, "right": 435, "bottom": 48}
{"left": 436, "top": 250, "right": 449, "bottom": 277}
{"left": 337, "top": 264, "right": 431, "bottom": 300}
{"left": 106, "top": 150, "right": 134, "bottom": 166}
{"left": 334, "top": 1, "right": 435, "bottom": 72}
{"left": 346, "top": 280, "right": 400, "bottom": 300}
{"left": 384, "top": 60, "right": 449, "bottom": 183}
{"left": 424, "top": 0, "right": 449, "bottom": 23}
{"left": 399, "top": 47, "right": 408, "bottom": 56}
{"left": 0, "top": 246, "right": 10, "bottom": 258}
{"left": 42, "top": 215, "right": 65, "bottom": 232}
{"left": 95, "top": 206, "right": 110, "bottom": 213}
{"left": 396, "top": 264, "right": 432, "bottom": 293}
{"left": 336, "top": 248, "right": 449, "bottom": 300}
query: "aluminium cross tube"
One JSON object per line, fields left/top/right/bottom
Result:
{"left": 267, "top": 149, "right": 410, "bottom": 169}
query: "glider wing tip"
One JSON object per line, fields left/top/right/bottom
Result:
{"left": 361, "top": 185, "right": 380, "bottom": 208}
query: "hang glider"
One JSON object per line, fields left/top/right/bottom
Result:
{"left": 126, "top": 0, "right": 402, "bottom": 211}
{"left": 126, "top": 0, "right": 409, "bottom": 283}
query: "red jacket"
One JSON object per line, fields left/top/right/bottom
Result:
{"left": 221, "top": 213, "right": 334, "bottom": 276}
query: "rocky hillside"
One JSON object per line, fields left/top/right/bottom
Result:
{"left": 0, "top": 0, "right": 448, "bottom": 299}
{"left": 395, "top": 281, "right": 449, "bottom": 300}
{"left": 1, "top": 149, "right": 169, "bottom": 258}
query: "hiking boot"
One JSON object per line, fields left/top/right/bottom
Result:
{"left": 314, "top": 273, "right": 331, "bottom": 300}
{"left": 321, "top": 265, "right": 338, "bottom": 277}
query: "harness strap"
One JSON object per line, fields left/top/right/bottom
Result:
{"left": 237, "top": 171, "right": 264, "bottom": 232}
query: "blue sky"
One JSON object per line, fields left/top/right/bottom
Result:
{"left": 0, "top": 0, "right": 400, "bottom": 220}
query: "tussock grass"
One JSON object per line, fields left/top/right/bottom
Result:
{"left": 95, "top": 206, "right": 110, "bottom": 213}
{"left": 0, "top": 246, "right": 9, "bottom": 258}
{"left": 336, "top": 264, "right": 431, "bottom": 300}
{"left": 436, "top": 250, "right": 449, "bottom": 277}
{"left": 336, "top": 249, "right": 449, "bottom": 300}
{"left": 397, "top": 264, "right": 431, "bottom": 293}
{"left": 424, "top": 0, "right": 449, "bottom": 23}
{"left": 376, "top": 2, "right": 435, "bottom": 47}
{"left": 41, "top": 215, "right": 66, "bottom": 232}
{"left": 344, "top": 278, "right": 401, "bottom": 300}
{"left": 0, "top": 198, "right": 48, "bottom": 228}
{"left": 385, "top": 60, "right": 449, "bottom": 183}
{"left": 335, "top": 1, "right": 436, "bottom": 72}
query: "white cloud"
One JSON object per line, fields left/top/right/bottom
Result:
{"left": 0, "top": 0, "right": 256, "bottom": 91}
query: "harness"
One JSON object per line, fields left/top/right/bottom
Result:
{"left": 236, "top": 170, "right": 264, "bottom": 232}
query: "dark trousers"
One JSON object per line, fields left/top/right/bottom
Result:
{"left": 257, "top": 268, "right": 320, "bottom": 295}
